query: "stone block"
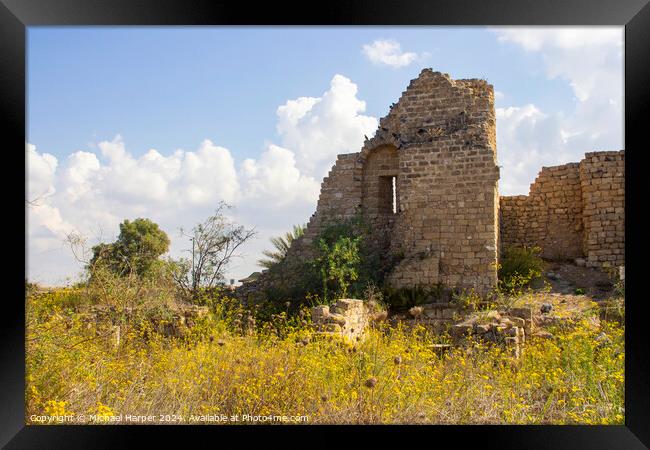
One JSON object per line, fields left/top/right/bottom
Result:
{"left": 311, "top": 305, "right": 330, "bottom": 321}
{"left": 508, "top": 307, "right": 533, "bottom": 321}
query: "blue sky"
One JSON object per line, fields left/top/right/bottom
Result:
{"left": 26, "top": 26, "right": 623, "bottom": 285}
{"left": 28, "top": 27, "right": 577, "bottom": 160}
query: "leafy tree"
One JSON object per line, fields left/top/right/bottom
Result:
{"left": 257, "top": 224, "right": 306, "bottom": 269}
{"left": 89, "top": 218, "right": 170, "bottom": 277}
{"left": 172, "top": 202, "right": 256, "bottom": 301}
{"left": 315, "top": 234, "right": 361, "bottom": 302}
{"left": 310, "top": 219, "right": 365, "bottom": 303}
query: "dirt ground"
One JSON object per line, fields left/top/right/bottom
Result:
{"left": 503, "top": 261, "right": 624, "bottom": 332}
{"left": 531, "top": 260, "right": 620, "bottom": 300}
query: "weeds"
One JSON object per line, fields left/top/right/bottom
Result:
{"left": 26, "top": 287, "right": 624, "bottom": 425}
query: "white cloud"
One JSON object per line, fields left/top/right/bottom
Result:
{"left": 62, "top": 151, "right": 100, "bottom": 202}
{"left": 240, "top": 144, "right": 320, "bottom": 206}
{"left": 27, "top": 138, "right": 299, "bottom": 285}
{"left": 492, "top": 27, "right": 623, "bottom": 195}
{"left": 27, "top": 74, "right": 377, "bottom": 286}
{"left": 494, "top": 27, "right": 622, "bottom": 52}
{"left": 494, "top": 27, "right": 622, "bottom": 103}
{"left": 27, "top": 143, "right": 58, "bottom": 202}
{"left": 496, "top": 105, "right": 571, "bottom": 194}
{"left": 362, "top": 39, "right": 420, "bottom": 68}
{"left": 276, "top": 74, "right": 378, "bottom": 178}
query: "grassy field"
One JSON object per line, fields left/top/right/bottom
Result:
{"left": 25, "top": 287, "right": 624, "bottom": 425}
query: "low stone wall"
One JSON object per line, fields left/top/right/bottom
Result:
{"left": 311, "top": 299, "right": 370, "bottom": 342}
{"left": 78, "top": 303, "right": 209, "bottom": 340}
{"left": 450, "top": 307, "right": 532, "bottom": 358}
{"left": 308, "top": 298, "right": 584, "bottom": 359}
{"left": 390, "top": 303, "right": 460, "bottom": 331}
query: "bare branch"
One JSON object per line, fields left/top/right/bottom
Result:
{"left": 172, "top": 201, "right": 256, "bottom": 299}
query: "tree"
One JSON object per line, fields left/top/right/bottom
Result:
{"left": 257, "top": 223, "right": 306, "bottom": 269}
{"left": 172, "top": 202, "right": 256, "bottom": 300}
{"left": 312, "top": 220, "right": 363, "bottom": 304}
{"left": 315, "top": 235, "right": 361, "bottom": 303}
{"left": 89, "top": 218, "right": 170, "bottom": 277}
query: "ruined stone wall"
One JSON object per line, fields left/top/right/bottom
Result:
{"left": 371, "top": 72, "right": 499, "bottom": 295}
{"left": 283, "top": 152, "right": 363, "bottom": 262}
{"left": 579, "top": 151, "right": 625, "bottom": 268}
{"left": 311, "top": 299, "right": 369, "bottom": 342}
{"left": 499, "top": 150, "right": 624, "bottom": 268}
{"left": 360, "top": 145, "right": 400, "bottom": 270}
{"left": 238, "top": 69, "right": 500, "bottom": 299}
{"left": 237, "top": 70, "right": 624, "bottom": 303}
{"left": 500, "top": 163, "right": 583, "bottom": 260}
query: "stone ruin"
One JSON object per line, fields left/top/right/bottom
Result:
{"left": 78, "top": 303, "right": 209, "bottom": 347}
{"left": 309, "top": 299, "right": 530, "bottom": 357}
{"left": 239, "top": 68, "right": 625, "bottom": 301}
{"left": 311, "top": 299, "right": 369, "bottom": 342}
{"left": 309, "top": 299, "right": 573, "bottom": 359}
{"left": 500, "top": 150, "right": 625, "bottom": 268}
{"left": 449, "top": 307, "right": 532, "bottom": 359}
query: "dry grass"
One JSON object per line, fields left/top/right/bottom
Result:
{"left": 26, "top": 288, "right": 624, "bottom": 425}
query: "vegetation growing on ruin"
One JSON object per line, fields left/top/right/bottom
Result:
{"left": 497, "top": 245, "right": 544, "bottom": 296}
{"left": 256, "top": 214, "right": 391, "bottom": 307}
{"left": 312, "top": 214, "right": 386, "bottom": 300}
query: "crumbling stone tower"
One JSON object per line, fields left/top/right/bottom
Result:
{"left": 283, "top": 69, "right": 500, "bottom": 296}
{"left": 239, "top": 69, "right": 624, "bottom": 302}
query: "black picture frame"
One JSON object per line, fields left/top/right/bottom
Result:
{"left": 3, "top": 0, "right": 648, "bottom": 447}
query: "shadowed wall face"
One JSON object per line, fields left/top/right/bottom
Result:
{"left": 361, "top": 145, "right": 400, "bottom": 271}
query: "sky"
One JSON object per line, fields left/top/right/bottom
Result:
{"left": 26, "top": 26, "right": 624, "bottom": 286}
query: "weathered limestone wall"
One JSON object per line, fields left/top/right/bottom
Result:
{"left": 499, "top": 150, "right": 624, "bottom": 268}
{"left": 239, "top": 69, "right": 625, "bottom": 302}
{"left": 580, "top": 151, "right": 625, "bottom": 268}
{"left": 368, "top": 71, "right": 499, "bottom": 295}
{"left": 241, "top": 69, "right": 500, "bottom": 298}
{"left": 282, "top": 152, "right": 363, "bottom": 262}
{"left": 500, "top": 163, "right": 584, "bottom": 260}
{"left": 361, "top": 145, "right": 400, "bottom": 269}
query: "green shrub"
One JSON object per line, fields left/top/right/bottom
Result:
{"left": 497, "top": 246, "right": 543, "bottom": 296}
{"left": 384, "top": 285, "right": 443, "bottom": 310}
{"left": 498, "top": 245, "right": 544, "bottom": 280}
{"left": 314, "top": 234, "right": 361, "bottom": 303}
{"left": 89, "top": 218, "right": 170, "bottom": 278}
